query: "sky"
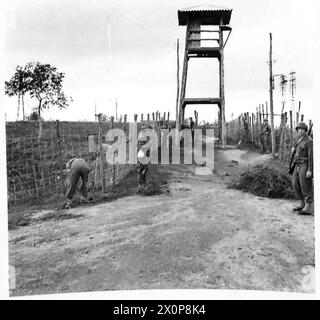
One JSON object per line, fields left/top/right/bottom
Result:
{"left": 2, "top": 0, "right": 316, "bottom": 123}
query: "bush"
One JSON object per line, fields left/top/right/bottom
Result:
{"left": 228, "top": 164, "right": 295, "bottom": 199}
{"left": 26, "top": 111, "right": 43, "bottom": 121}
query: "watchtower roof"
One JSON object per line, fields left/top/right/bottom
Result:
{"left": 178, "top": 4, "right": 232, "bottom": 26}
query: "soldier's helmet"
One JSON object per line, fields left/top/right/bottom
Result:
{"left": 295, "top": 122, "right": 308, "bottom": 132}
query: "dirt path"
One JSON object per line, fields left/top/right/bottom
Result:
{"left": 9, "top": 147, "right": 315, "bottom": 296}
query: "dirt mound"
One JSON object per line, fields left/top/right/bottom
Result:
{"left": 228, "top": 164, "right": 295, "bottom": 199}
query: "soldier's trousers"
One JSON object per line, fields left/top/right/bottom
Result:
{"left": 138, "top": 162, "right": 148, "bottom": 185}
{"left": 292, "top": 163, "right": 313, "bottom": 203}
{"left": 260, "top": 134, "right": 271, "bottom": 152}
{"left": 66, "top": 164, "right": 89, "bottom": 200}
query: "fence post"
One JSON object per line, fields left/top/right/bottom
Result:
{"left": 298, "top": 101, "right": 302, "bottom": 125}
{"left": 251, "top": 113, "right": 254, "bottom": 143}
{"left": 110, "top": 116, "right": 114, "bottom": 129}
{"left": 289, "top": 110, "right": 293, "bottom": 147}
{"left": 97, "top": 116, "right": 106, "bottom": 193}
{"left": 56, "top": 120, "right": 66, "bottom": 194}
{"left": 259, "top": 105, "right": 262, "bottom": 123}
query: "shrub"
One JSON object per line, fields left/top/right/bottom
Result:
{"left": 228, "top": 164, "right": 295, "bottom": 199}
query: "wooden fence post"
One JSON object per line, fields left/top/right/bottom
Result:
{"left": 251, "top": 113, "right": 254, "bottom": 143}
{"left": 289, "top": 111, "right": 293, "bottom": 146}
{"left": 110, "top": 116, "right": 114, "bottom": 129}
{"left": 259, "top": 105, "right": 262, "bottom": 123}
{"left": 298, "top": 101, "right": 301, "bottom": 125}
{"left": 56, "top": 120, "right": 65, "bottom": 193}
{"left": 97, "top": 116, "right": 106, "bottom": 193}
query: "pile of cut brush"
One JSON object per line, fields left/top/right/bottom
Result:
{"left": 228, "top": 164, "right": 295, "bottom": 199}
{"left": 137, "top": 178, "right": 168, "bottom": 196}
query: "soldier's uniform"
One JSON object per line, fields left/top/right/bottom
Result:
{"left": 260, "top": 120, "right": 271, "bottom": 153}
{"left": 65, "top": 158, "right": 90, "bottom": 208}
{"left": 292, "top": 122, "right": 313, "bottom": 215}
{"left": 137, "top": 125, "right": 150, "bottom": 187}
{"left": 240, "top": 119, "right": 249, "bottom": 144}
{"left": 189, "top": 117, "right": 195, "bottom": 146}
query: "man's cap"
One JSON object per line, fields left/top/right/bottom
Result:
{"left": 296, "top": 122, "right": 308, "bottom": 131}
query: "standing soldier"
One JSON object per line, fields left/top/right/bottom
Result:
{"left": 291, "top": 122, "right": 313, "bottom": 215}
{"left": 259, "top": 119, "right": 271, "bottom": 153}
{"left": 137, "top": 124, "right": 151, "bottom": 189}
{"left": 189, "top": 117, "right": 195, "bottom": 146}
{"left": 239, "top": 117, "right": 249, "bottom": 144}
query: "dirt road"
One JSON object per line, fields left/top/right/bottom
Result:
{"left": 9, "top": 147, "right": 315, "bottom": 296}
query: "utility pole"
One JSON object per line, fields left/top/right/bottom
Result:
{"left": 269, "top": 33, "right": 276, "bottom": 157}
{"left": 176, "top": 38, "right": 180, "bottom": 130}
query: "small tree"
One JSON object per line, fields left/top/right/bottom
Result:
{"left": 5, "top": 62, "right": 72, "bottom": 139}
{"left": 5, "top": 66, "right": 29, "bottom": 120}
{"left": 24, "top": 62, "right": 72, "bottom": 139}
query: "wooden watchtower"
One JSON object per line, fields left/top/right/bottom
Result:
{"left": 178, "top": 5, "right": 232, "bottom": 147}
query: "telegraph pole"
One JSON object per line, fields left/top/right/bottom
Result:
{"left": 269, "top": 33, "right": 276, "bottom": 157}
{"left": 176, "top": 38, "right": 180, "bottom": 129}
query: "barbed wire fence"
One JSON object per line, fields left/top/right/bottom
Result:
{"left": 6, "top": 120, "right": 134, "bottom": 207}
{"left": 226, "top": 109, "right": 313, "bottom": 165}
{"left": 6, "top": 111, "right": 175, "bottom": 208}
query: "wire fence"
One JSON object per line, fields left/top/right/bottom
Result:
{"left": 6, "top": 113, "right": 174, "bottom": 207}
{"left": 227, "top": 109, "right": 313, "bottom": 165}
{"left": 7, "top": 110, "right": 312, "bottom": 206}
{"left": 6, "top": 120, "right": 133, "bottom": 206}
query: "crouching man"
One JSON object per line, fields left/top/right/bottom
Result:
{"left": 292, "top": 122, "right": 313, "bottom": 215}
{"left": 65, "top": 155, "right": 95, "bottom": 209}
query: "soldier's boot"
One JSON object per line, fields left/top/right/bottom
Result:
{"left": 299, "top": 202, "right": 314, "bottom": 216}
{"left": 293, "top": 200, "right": 305, "bottom": 212}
